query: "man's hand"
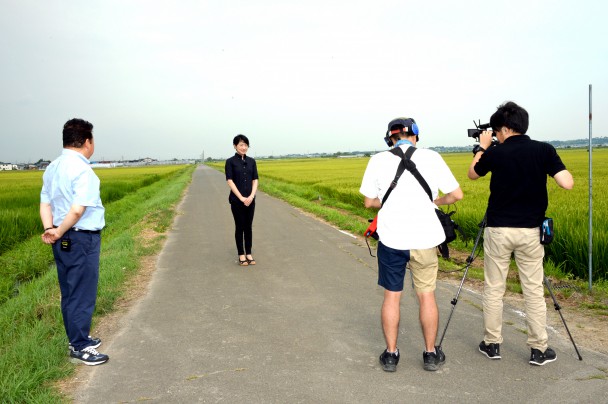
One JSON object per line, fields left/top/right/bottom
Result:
{"left": 468, "top": 132, "right": 493, "bottom": 180}
{"left": 39, "top": 204, "right": 85, "bottom": 245}
{"left": 41, "top": 228, "right": 60, "bottom": 244}
{"left": 364, "top": 196, "right": 382, "bottom": 209}
{"left": 479, "top": 130, "right": 494, "bottom": 150}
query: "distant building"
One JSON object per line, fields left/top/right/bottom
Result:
{"left": 337, "top": 154, "right": 365, "bottom": 158}
{"left": 0, "top": 164, "right": 18, "bottom": 171}
{"left": 91, "top": 162, "right": 119, "bottom": 168}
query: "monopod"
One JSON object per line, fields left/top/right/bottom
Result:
{"left": 438, "top": 214, "right": 487, "bottom": 348}
{"left": 543, "top": 276, "right": 583, "bottom": 360}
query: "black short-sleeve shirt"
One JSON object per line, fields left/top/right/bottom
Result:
{"left": 473, "top": 135, "right": 566, "bottom": 227}
{"left": 225, "top": 153, "right": 259, "bottom": 203}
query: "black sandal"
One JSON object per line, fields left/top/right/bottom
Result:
{"left": 238, "top": 257, "right": 249, "bottom": 266}
{"left": 246, "top": 255, "right": 256, "bottom": 265}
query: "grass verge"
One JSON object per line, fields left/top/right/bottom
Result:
{"left": 0, "top": 165, "right": 195, "bottom": 403}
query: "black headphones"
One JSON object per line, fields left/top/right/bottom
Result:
{"left": 384, "top": 117, "right": 419, "bottom": 147}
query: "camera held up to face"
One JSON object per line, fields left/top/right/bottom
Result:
{"left": 468, "top": 120, "right": 498, "bottom": 146}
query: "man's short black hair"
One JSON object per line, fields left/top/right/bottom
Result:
{"left": 233, "top": 134, "right": 250, "bottom": 146}
{"left": 63, "top": 118, "right": 93, "bottom": 148}
{"left": 490, "top": 101, "right": 529, "bottom": 134}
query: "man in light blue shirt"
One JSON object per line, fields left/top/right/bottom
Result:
{"left": 40, "top": 118, "right": 109, "bottom": 365}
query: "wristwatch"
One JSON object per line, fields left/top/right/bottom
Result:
{"left": 472, "top": 145, "right": 486, "bottom": 155}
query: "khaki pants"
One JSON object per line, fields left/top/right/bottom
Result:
{"left": 482, "top": 227, "right": 548, "bottom": 351}
{"left": 409, "top": 248, "right": 438, "bottom": 293}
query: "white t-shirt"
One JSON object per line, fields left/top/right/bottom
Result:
{"left": 359, "top": 145, "right": 460, "bottom": 250}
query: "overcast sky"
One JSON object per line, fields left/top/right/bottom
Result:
{"left": 1, "top": 0, "right": 606, "bottom": 162}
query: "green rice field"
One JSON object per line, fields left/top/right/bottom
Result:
{"left": 0, "top": 165, "right": 191, "bottom": 305}
{"left": 0, "top": 166, "right": 182, "bottom": 256}
{"left": 210, "top": 148, "right": 607, "bottom": 280}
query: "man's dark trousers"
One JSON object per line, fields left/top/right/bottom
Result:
{"left": 52, "top": 230, "right": 100, "bottom": 351}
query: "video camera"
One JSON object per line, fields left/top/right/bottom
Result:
{"left": 467, "top": 120, "right": 493, "bottom": 141}
{"left": 468, "top": 119, "right": 499, "bottom": 147}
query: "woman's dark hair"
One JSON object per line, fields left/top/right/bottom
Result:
{"left": 490, "top": 101, "right": 529, "bottom": 134}
{"left": 233, "top": 134, "right": 250, "bottom": 146}
{"left": 63, "top": 118, "right": 93, "bottom": 148}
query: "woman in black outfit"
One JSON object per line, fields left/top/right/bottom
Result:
{"left": 225, "top": 134, "right": 259, "bottom": 266}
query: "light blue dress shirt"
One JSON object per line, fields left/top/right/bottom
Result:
{"left": 40, "top": 149, "right": 105, "bottom": 230}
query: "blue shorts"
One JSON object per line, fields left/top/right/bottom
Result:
{"left": 377, "top": 241, "right": 410, "bottom": 292}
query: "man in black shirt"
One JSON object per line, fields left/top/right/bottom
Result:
{"left": 468, "top": 101, "right": 573, "bottom": 366}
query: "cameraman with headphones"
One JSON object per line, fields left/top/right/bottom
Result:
{"left": 468, "top": 101, "right": 573, "bottom": 365}
{"left": 360, "top": 117, "right": 463, "bottom": 372}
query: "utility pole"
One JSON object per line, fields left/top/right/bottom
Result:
{"left": 588, "top": 84, "right": 593, "bottom": 292}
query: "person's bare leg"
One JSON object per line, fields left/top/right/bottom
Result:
{"left": 381, "top": 290, "right": 402, "bottom": 351}
{"left": 417, "top": 291, "right": 438, "bottom": 352}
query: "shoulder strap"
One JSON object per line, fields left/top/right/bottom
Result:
{"left": 380, "top": 149, "right": 407, "bottom": 206}
{"left": 389, "top": 146, "right": 434, "bottom": 202}
{"left": 403, "top": 146, "right": 416, "bottom": 160}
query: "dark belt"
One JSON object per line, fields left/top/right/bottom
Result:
{"left": 71, "top": 228, "right": 101, "bottom": 234}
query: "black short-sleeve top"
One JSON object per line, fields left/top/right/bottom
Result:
{"left": 225, "top": 153, "right": 259, "bottom": 203}
{"left": 473, "top": 135, "right": 566, "bottom": 227}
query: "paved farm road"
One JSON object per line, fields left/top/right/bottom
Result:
{"left": 73, "top": 165, "right": 607, "bottom": 403}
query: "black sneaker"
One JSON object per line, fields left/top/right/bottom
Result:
{"left": 529, "top": 347, "right": 557, "bottom": 366}
{"left": 479, "top": 341, "right": 501, "bottom": 359}
{"left": 423, "top": 346, "right": 446, "bottom": 371}
{"left": 379, "top": 349, "right": 400, "bottom": 372}
{"left": 70, "top": 346, "right": 109, "bottom": 366}
{"left": 69, "top": 336, "right": 101, "bottom": 351}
